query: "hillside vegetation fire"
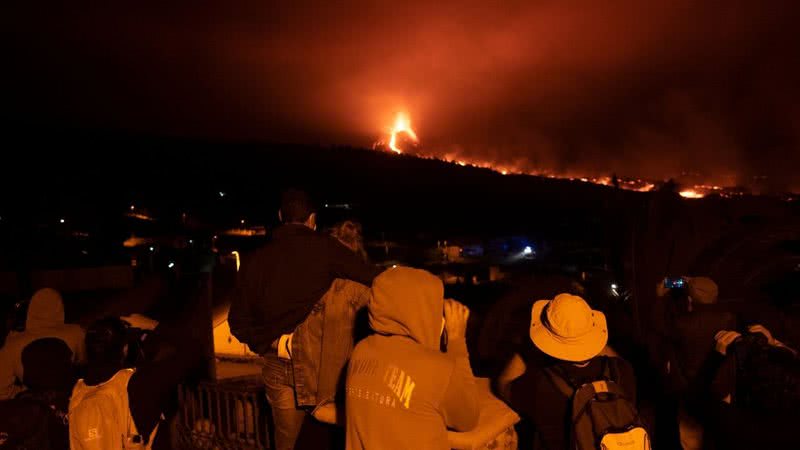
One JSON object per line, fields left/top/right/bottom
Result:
{"left": 375, "top": 112, "right": 745, "bottom": 199}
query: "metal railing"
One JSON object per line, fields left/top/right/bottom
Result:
{"left": 176, "top": 377, "right": 271, "bottom": 449}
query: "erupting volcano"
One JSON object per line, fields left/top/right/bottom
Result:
{"left": 386, "top": 113, "right": 419, "bottom": 154}
{"left": 374, "top": 113, "right": 750, "bottom": 200}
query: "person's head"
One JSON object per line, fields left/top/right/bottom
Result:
{"left": 369, "top": 267, "right": 444, "bottom": 350}
{"left": 529, "top": 293, "right": 608, "bottom": 365}
{"left": 331, "top": 220, "right": 367, "bottom": 260}
{"left": 85, "top": 317, "right": 129, "bottom": 366}
{"left": 21, "top": 337, "right": 74, "bottom": 391}
{"left": 278, "top": 188, "right": 316, "bottom": 229}
{"left": 687, "top": 277, "right": 719, "bottom": 305}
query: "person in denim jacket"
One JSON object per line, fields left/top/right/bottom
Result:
{"left": 291, "top": 221, "right": 373, "bottom": 420}
{"left": 230, "top": 190, "right": 380, "bottom": 450}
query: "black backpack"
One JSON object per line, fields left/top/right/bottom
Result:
{"left": 545, "top": 357, "right": 651, "bottom": 450}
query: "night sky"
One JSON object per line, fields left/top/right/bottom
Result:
{"left": 5, "top": 1, "right": 800, "bottom": 190}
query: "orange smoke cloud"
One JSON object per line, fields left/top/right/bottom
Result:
{"left": 5, "top": 1, "right": 799, "bottom": 191}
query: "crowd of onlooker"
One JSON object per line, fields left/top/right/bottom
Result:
{"left": 0, "top": 284, "right": 206, "bottom": 450}
{"left": 1, "top": 188, "right": 798, "bottom": 450}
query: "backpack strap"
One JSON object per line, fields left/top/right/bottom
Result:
{"left": 544, "top": 365, "right": 577, "bottom": 399}
{"left": 603, "top": 356, "right": 618, "bottom": 383}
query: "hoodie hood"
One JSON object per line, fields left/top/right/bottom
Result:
{"left": 369, "top": 267, "right": 444, "bottom": 350}
{"left": 25, "top": 288, "right": 65, "bottom": 331}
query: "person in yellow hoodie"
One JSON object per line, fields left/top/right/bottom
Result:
{"left": 345, "top": 267, "right": 479, "bottom": 449}
{"left": 0, "top": 288, "right": 85, "bottom": 400}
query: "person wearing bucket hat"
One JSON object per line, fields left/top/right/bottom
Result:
{"left": 529, "top": 294, "right": 609, "bottom": 362}
{"left": 497, "top": 293, "right": 637, "bottom": 450}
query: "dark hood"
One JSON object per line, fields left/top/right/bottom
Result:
{"left": 369, "top": 267, "right": 444, "bottom": 350}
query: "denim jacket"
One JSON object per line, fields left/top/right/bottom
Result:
{"left": 291, "top": 279, "right": 371, "bottom": 409}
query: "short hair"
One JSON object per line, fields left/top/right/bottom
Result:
{"left": 280, "top": 189, "right": 316, "bottom": 224}
{"left": 86, "top": 317, "right": 128, "bottom": 364}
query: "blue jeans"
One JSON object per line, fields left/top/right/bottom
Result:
{"left": 263, "top": 279, "right": 370, "bottom": 447}
{"left": 263, "top": 354, "right": 306, "bottom": 450}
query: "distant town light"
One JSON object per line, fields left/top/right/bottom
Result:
{"left": 59, "top": 218, "right": 65, "bottom": 224}
{"left": 149, "top": 246, "right": 155, "bottom": 252}
{"left": 168, "top": 261, "right": 175, "bottom": 269}
{"left": 130, "top": 205, "right": 135, "bottom": 211}
{"left": 611, "top": 283, "right": 618, "bottom": 290}
{"left": 189, "top": 239, "right": 194, "bottom": 244}
{"left": 218, "top": 191, "right": 226, "bottom": 198}
{"left": 523, "top": 246, "right": 533, "bottom": 255}
{"left": 240, "top": 219, "right": 245, "bottom": 225}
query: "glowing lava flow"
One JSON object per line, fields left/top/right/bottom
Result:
{"left": 373, "top": 114, "right": 738, "bottom": 199}
{"left": 679, "top": 189, "right": 705, "bottom": 199}
{"left": 387, "top": 113, "right": 418, "bottom": 154}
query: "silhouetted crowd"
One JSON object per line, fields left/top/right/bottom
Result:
{"left": 1, "top": 188, "right": 798, "bottom": 450}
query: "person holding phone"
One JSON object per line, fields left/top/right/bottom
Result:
{"left": 654, "top": 276, "right": 736, "bottom": 450}
{"left": 706, "top": 325, "right": 800, "bottom": 448}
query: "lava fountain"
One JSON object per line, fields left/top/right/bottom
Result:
{"left": 386, "top": 112, "right": 419, "bottom": 154}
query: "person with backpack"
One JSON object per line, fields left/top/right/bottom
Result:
{"left": 497, "top": 293, "right": 648, "bottom": 450}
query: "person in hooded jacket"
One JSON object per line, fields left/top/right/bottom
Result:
{"left": 345, "top": 267, "right": 479, "bottom": 450}
{"left": 0, "top": 288, "right": 85, "bottom": 399}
